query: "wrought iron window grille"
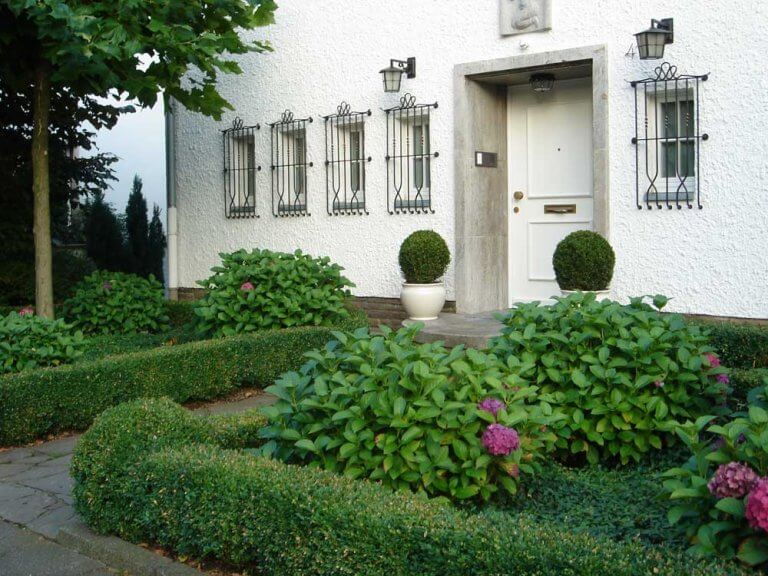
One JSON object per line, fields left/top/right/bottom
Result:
{"left": 631, "top": 62, "right": 709, "bottom": 210}
{"left": 384, "top": 93, "right": 439, "bottom": 215}
{"left": 323, "top": 102, "right": 372, "bottom": 216}
{"left": 269, "top": 110, "right": 313, "bottom": 217}
{"left": 222, "top": 118, "right": 261, "bottom": 219}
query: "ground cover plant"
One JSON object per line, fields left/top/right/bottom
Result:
{"left": 63, "top": 271, "right": 169, "bottom": 334}
{"left": 0, "top": 308, "right": 84, "bottom": 374}
{"left": 71, "top": 398, "right": 750, "bottom": 576}
{"left": 258, "top": 326, "right": 560, "bottom": 501}
{"left": 489, "top": 293, "right": 728, "bottom": 464}
{"left": 195, "top": 249, "right": 354, "bottom": 337}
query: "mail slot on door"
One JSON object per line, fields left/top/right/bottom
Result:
{"left": 544, "top": 204, "right": 577, "bottom": 214}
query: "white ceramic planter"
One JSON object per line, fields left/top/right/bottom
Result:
{"left": 560, "top": 289, "right": 612, "bottom": 301}
{"left": 401, "top": 283, "right": 446, "bottom": 321}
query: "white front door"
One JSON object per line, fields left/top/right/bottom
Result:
{"left": 507, "top": 77, "right": 594, "bottom": 304}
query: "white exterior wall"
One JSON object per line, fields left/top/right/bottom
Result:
{"left": 173, "top": 0, "right": 768, "bottom": 318}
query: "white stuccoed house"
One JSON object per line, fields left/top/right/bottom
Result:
{"left": 165, "top": 0, "right": 768, "bottom": 322}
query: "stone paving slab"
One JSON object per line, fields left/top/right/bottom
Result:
{"left": 409, "top": 311, "right": 506, "bottom": 348}
{"left": 0, "top": 520, "right": 118, "bottom": 576}
{"left": 0, "top": 394, "right": 269, "bottom": 575}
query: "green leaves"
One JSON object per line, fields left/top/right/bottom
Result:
{"left": 62, "top": 271, "right": 169, "bottom": 335}
{"left": 5, "top": 0, "right": 277, "bottom": 117}
{"left": 489, "top": 294, "right": 726, "bottom": 464}
{"left": 194, "top": 249, "right": 354, "bottom": 338}
{"left": 0, "top": 310, "right": 85, "bottom": 373}
{"left": 257, "top": 326, "right": 555, "bottom": 502}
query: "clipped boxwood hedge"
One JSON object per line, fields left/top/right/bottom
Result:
{"left": 0, "top": 327, "right": 348, "bottom": 447}
{"left": 696, "top": 321, "right": 768, "bottom": 369}
{"left": 72, "top": 399, "right": 748, "bottom": 576}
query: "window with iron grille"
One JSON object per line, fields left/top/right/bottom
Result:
{"left": 631, "top": 62, "right": 709, "bottom": 210}
{"left": 384, "top": 93, "right": 439, "bottom": 214}
{"left": 323, "top": 102, "right": 372, "bottom": 215}
{"left": 270, "top": 110, "right": 313, "bottom": 217}
{"left": 223, "top": 118, "right": 260, "bottom": 218}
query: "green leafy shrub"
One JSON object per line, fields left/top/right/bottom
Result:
{"left": 194, "top": 249, "right": 354, "bottom": 337}
{"left": 0, "top": 252, "right": 96, "bottom": 306}
{"left": 258, "top": 326, "right": 559, "bottom": 501}
{"left": 552, "top": 230, "right": 615, "bottom": 291}
{"left": 0, "top": 326, "right": 357, "bottom": 446}
{"left": 489, "top": 293, "right": 727, "bottom": 464}
{"left": 0, "top": 311, "right": 84, "bottom": 374}
{"left": 398, "top": 230, "right": 451, "bottom": 284}
{"left": 63, "top": 271, "right": 169, "bottom": 334}
{"left": 662, "top": 388, "right": 768, "bottom": 566}
{"left": 72, "top": 399, "right": 748, "bottom": 576}
{"left": 696, "top": 321, "right": 768, "bottom": 369}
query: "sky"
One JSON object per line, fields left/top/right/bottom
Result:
{"left": 93, "top": 96, "right": 166, "bottom": 217}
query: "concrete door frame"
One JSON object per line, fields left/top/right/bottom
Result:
{"left": 453, "top": 45, "right": 609, "bottom": 314}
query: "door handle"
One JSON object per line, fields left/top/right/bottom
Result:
{"left": 513, "top": 191, "right": 524, "bottom": 201}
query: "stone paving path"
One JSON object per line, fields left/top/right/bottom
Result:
{"left": 0, "top": 394, "right": 273, "bottom": 576}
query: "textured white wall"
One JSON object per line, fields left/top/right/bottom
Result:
{"left": 173, "top": 0, "right": 768, "bottom": 318}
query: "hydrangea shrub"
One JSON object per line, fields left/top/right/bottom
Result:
{"left": 489, "top": 293, "right": 727, "bottom": 464}
{"left": 257, "top": 326, "right": 559, "bottom": 501}
{"left": 663, "top": 380, "right": 768, "bottom": 566}
{"left": 63, "top": 271, "right": 169, "bottom": 335}
{"left": 194, "top": 249, "right": 354, "bottom": 337}
{"left": 0, "top": 310, "right": 84, "bottom": 373}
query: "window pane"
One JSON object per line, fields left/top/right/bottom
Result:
{"left": 661, "top": 102, "right": 677, "bottom": 138}
{"left": 661, "top": 142, "right": 677, "bottom": 178}
{"left": 679, "top": 101, "right": 694, "bottom": 137}
{"left": 350, "top": 131, "right": 360, "bottom": 192}
{"left": 681, "top": 141, "right": 695, "bottom": 178}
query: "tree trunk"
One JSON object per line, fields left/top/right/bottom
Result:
{"left": 32, "top": 59, "right": 54, "bottom": 318}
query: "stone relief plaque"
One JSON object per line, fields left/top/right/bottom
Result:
{"left": 500, "top": 0, "right": 552, "bottom": 36}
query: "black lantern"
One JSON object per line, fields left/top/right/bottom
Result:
{"left": 380, "top": 57, "right": 416, "bottom": 93}
{"left": 529, "top": 73, "right": 555, "bottom": 93}
{"left": 635, "top": 18, "right": 674, "bottom": 60}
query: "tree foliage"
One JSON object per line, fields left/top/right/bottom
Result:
{"left": 125, "top": 175, "right": 149, "bottom": 275}
{"left": 0, "top": 74, "right": 122, "bottom": 259}
{"left": 1, "top": 0, "right": 277, "bottom": 116}
{"left": 147, "top": 205, "right": 166, "bottom": 286}
{"left": 0, "top": 0, "right": 277, "bottom": 315}
{"left": 84, "top": 194, "right": 128, "bottom": 272}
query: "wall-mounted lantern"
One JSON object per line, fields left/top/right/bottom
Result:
{"left": 529, "top": 73, "right": 555, "bottom": 93}
{"left": 635, "top": 18, "right": 674, "bottom": 60}
{"left": 380, "top": 57, "right": 416, "bottom": 93}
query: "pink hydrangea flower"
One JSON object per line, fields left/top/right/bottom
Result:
{"left": 706, "top": 353, "right": 721, "bottom": 367}
{"left": 18, "top": 307, "right": 34, "bottom": 316}
{"left": 477, "top": 397, "right": 505, "bottom": 418}
{"left": 747, "top": 478, "right": 768, "bottom": 533}
{"left": 717, "top": 373, "right": 730, "bottom": 385}
{"left": 654, "top": 380, "right": 665, "bottom": 388}
{"left": 708, "top": 462, "right": 759, "bottom": 499}
{"left": 240, "top": 281, "right": 255, "bottom": 292}
{"left": 482, "top": 424, "right": 520, "bottom": 456}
